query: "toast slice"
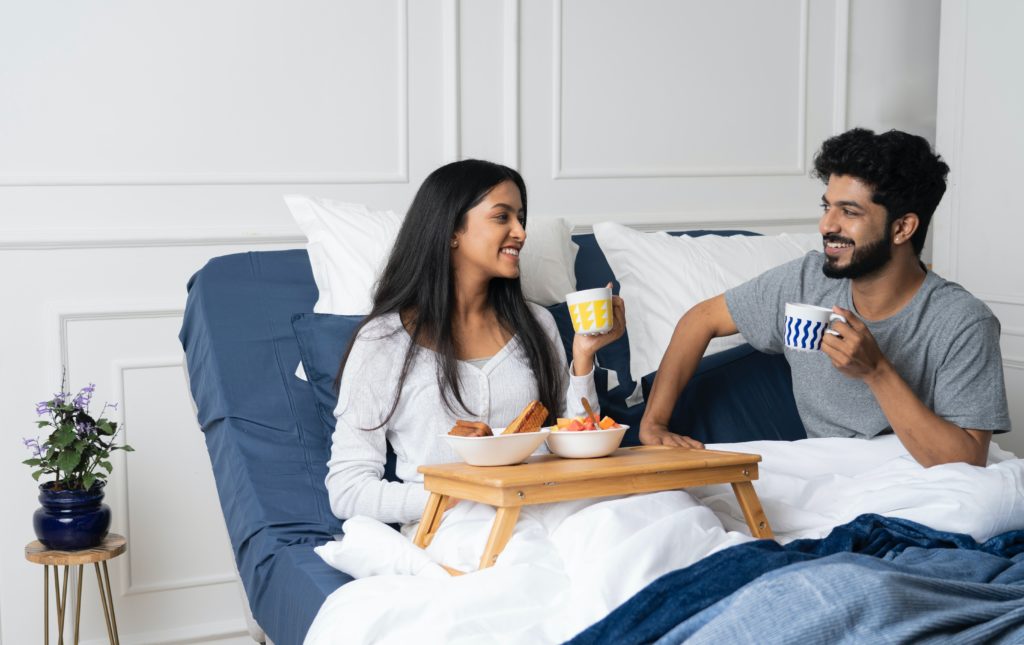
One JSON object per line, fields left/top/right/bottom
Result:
{"left": 503, "top": 400, "right": 549, "bottom": 435}
{"left": 449, "top": 420, "right": 493, "bottom": 437}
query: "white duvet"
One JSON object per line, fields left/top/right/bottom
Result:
{"left": 305, "top": 436, "right": 1024, "bottom": 644}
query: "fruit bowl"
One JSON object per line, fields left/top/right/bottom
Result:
{"left": 442, "top": 428, "right": 549, "bottom": 466}
{"left": 545, "top": 425, "right": 629, "bottom": 459}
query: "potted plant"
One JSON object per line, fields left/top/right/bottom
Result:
{"left": 23, "top": 378, "right": 133, "bottom": 550}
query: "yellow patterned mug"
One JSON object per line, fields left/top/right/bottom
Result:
{"left": 566, "top": 287, "right": 613, "bottom": 335}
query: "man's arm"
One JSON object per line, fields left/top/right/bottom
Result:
{"left": 823, "top": 307, "right": 991, "bottom": 467}
{"left": 639, "top": 294, "right": 739, "bottom": 448}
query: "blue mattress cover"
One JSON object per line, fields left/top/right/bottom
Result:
{"left": 179, "top": 232, "right": 804, "bottom": 644}
{"left": 180, "top": 250, "right": 349, "bottom": 645}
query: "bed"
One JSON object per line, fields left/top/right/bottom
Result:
{"left": 180, "top": 232, "right": 1024, "bottom": 644}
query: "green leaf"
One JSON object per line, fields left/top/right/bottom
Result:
{"left": 52, "top": 426, "right": 76, "bottom": 448}
{"left": 83, "top": 473, "right": 97, "bottom": 490}
{"left": 22, "top": 458, "right": 41, "bottom": 467}
{"left": 100, "top": 461, "right": 113, "bottom": 473}
{"left": 119, "top": 445, "right": 136, "bottom": 452}
{"left": 32, "top": 470, "right": 43, "bottom": 481}
{"left": 96, "top": 420, "right": 116, "bottom": 435}
{"left": 56, "top": 450, "right": 81, "bottom": 473}
{"left": 36, "top": 420, "right": 51, "bottom": 428}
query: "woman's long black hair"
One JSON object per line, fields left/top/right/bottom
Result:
{"left": 336, "top": 159, "right": 564, "bottom": 428}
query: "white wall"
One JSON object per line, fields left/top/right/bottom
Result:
{"left": 934, "top": 0, "right": 1024, "bottom": 457}
{"left": 0, "top": 1, "right": 943, "bottom": 642}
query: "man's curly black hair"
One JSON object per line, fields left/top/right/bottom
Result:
{"left": 812, "top": 128, "right": 950, "bottom": 257}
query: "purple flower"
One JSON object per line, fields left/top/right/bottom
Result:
{"left": 75, "top": 421, "right": 93, "bottom": 438}
{"left": 22, "top": 437, "right": 42, "bottom": 458}
{"left": 72, "top": 383, "right": 96, "bottom": 410}
{"left": 35, "top": 401, "right": 50, "bottom": 416}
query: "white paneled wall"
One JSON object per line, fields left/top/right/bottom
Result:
{"left": 0, "top": 1, "right": 946, "bottom": 643}
{"left": 934, "top": 0, "right": 1024, "bottom": 457}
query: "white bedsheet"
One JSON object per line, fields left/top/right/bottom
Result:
{"left": 306, "top": 436, "right": 1024, "bottom": 644}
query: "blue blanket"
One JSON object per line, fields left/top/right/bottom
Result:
{"left": 567, "top": 514, "right": 1024, "bottom": 645}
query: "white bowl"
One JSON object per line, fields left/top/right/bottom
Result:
{"left": 545, "top": 425, "right": 629, "bottom": 459}
{"left": 442, "top": 428, "right": 550, "bottom": 466}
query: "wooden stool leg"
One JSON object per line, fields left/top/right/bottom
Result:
{"left": 478, "top": 506, "right": 521, "bottom": 570}
{"left": 101, "top": 561, "right": 120, "bottom": 645}
{"left": 73, "top": 565, "right": 83, "bottom": 645}
{"left": 43, "top": 565, "right": 49, "bottom": 645}
{"left": 731, "top": 481, "right": 774, "bottom": 539}
{"left": 412, "top": 493, "right": 448, "bottom": 549}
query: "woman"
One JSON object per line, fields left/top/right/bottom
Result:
{"left": 325, "top": 159, "right": 625, "bottom": 525}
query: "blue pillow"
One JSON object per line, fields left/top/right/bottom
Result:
{"left": 291, "top": 313, "right": 364, "bottom": 431}
{"left": 291, "top": 313, "right": 400, "bottom": 483}
{"left": 640, "top": 344, "right": 806, "bottom": 444}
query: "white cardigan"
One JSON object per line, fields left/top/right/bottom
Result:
{"left": 326, "top": 303, "right": 598, "bottom": 524}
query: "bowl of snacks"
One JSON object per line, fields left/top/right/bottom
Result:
{"left": 442, "top": 401, "right": 550, "bottom": 466}
{"left": 545, "top": 415, "right": 628, "bottom": 459}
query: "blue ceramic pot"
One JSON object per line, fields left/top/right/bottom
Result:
{"left": 33, "top": 482, "right": 111, "bottom": 550}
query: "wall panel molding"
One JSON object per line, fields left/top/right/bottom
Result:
{"left": 445, "top": 0, "right": 520, "bottom": 166}
{"left": 0, "top": 0, "right": 410, "bottom": 187}
{"left": 551, "top": 0, "right": 811, "bottom": 179}
{"left": 0, "top": 228, "right": 305, "bottom": 251}
{"left": 58, "top": 308, "right": 184, "bottom": 371}
{"left": 1004, "top": 358, "right": 1024, "bottom": 371}
{"left": 111, "top": 359, "right": 236, "bottom": 596}
{"left": 502, "top": 0, "right": 521, "bottom": 168}
{"left": 442, "top": 0, "right": 461, "bottom": 162}
{"left": 977, "top": 293, "right": 1024, "bottom": 308}
{"left": 832, "top": 0, "right": 850, "bottom": 133}
{"left": 934, "top": 0, "right": 969, "bottom": 280}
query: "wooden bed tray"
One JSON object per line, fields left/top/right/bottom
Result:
{"left": 412, "top": 445, "right": 773, "bottom": 573}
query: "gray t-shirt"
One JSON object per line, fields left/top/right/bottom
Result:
{"left": 725, "top": 251, "right": 1011, "bottom": 439}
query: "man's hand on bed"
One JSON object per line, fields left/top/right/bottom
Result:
{"left": 639, "top": 422, "right": 704, "bottom": 449}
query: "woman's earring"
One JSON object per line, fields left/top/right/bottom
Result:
{"left": 451, "top": 239, "right": 459, "bottom": 249}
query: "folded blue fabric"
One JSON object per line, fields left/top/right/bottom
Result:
{"left": 291, "top": 312, "right": 364, "bottom": 433}
{"left": 662, "top": 550, "right": 1024, "bottom": 644}
{"left": 566, "top": 514, "right": 1024, "bottom": 645}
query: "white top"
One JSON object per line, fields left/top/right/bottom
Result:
{"left": 326, "top": 302, "right": 598, "bottom": 524}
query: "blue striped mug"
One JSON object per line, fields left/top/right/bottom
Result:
{"left": 784, "top": 303, "right": 846, "bottom": 351}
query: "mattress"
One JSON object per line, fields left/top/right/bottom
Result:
{"left": 180, "top": 249, "right": 349, "bottom": 645}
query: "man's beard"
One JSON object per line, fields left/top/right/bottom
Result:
{"left": 822, "top": 229, "right": 893, "bottom": 279}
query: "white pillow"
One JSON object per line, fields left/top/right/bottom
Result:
{"left": 286, "top": 194, "right": 578, "bottom": 312}
{"left": 519, "top": 217, "right": 579, "bottom": 306}
{"left": 592, "top": 222, "right": 821, "bottom": 380}
{"left": 286, "top": 195, "right": 403, "bottom": 315}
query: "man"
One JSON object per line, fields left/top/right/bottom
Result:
{"left": 640, "top": 128, "right": 1010, "bottom": 466}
